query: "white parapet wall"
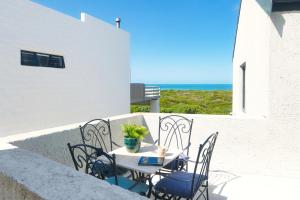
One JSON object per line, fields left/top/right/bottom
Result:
{"left": 0, "top": 147, "right": 147, "bottom": 200}
{"left": 0, "top": 0, "right": 130, "bottom": 137}
{"left": 3, "top": 113, "right": 144, "bottom": 167}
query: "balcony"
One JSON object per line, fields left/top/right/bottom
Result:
{"left": 131, "top": 83, "right": 161, "bottom": 112}
{"left": 131, "top": 83, "right": 160, "bottom": 103}
{"left": 0, "top": 113, "right": 299, "bottom": 199}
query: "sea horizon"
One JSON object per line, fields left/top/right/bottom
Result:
{"left": 145, "top": 84, "right": 232, "bottom": 91}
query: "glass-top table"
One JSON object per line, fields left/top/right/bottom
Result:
{"left": 109, "top": 142, "right": 182, "bottom": 175}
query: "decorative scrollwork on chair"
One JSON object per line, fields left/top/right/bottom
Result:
{"left": 158, "top": 115, "right": 193, "bottom": 171}
{"left": 80, "top": 119, "right": 113, "bottom": 153}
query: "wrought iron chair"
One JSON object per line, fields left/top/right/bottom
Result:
{"left": 79, "top": 119, "right": 119, "bottom": 152}
{"left": 79, "top": 119, "right": 129, "bottom": 176}
{"left": 157, "top": 115, "right": 193, "bottom": 171}
{"left": 67, "top": 143, "right": 149, "bottom": 196}
{"left": 153, "top": 132, "right": 218, "bottom": 200}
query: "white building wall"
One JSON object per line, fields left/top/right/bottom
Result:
{"left": 269, "top": 11, "right": 300, "bottom": 121}
{"left": 267, "top": 11, "right": 300, "bottom": 173}
{"left": 233, "top": 1, "right": 300, "bottom": 178}
{"left": 232, "top": 0, "right": 272, "bottom": 118}
{"left": 0, "top": 0, "right": 130, "bottom": 137}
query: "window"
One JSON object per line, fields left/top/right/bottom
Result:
{"left": 21, "top": 50, "right": 65, "bottom": 68}
{"left": 240, "top": 63, "right": 246, "bottom": 112}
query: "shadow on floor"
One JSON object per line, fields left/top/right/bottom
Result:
{"left": 195, "top": 170, "right": 240, "bottom": 200}
{"left": 207, "top": 185, "right": 227, "bottom": 200}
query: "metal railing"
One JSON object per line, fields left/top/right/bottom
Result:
{"left": 145, "top": 86, "right": 160, "bottom": 98}
{"left": 130, "top": 83, "right": 160, "bottom": 104}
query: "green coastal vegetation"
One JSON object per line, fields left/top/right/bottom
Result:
{"left": 131, "top": 90, "right": 232, "bottom": 115}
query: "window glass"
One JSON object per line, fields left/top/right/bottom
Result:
{"left": 21, "top": 51, "right": 38, "bottom": 66}
{"left": 21, "top": 50, "right": 65, "bottom": 68}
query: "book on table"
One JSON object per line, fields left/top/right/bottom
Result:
{"left": 138, "top": 156, "right": 164, "bottom": 166}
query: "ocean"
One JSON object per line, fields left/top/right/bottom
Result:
{"left": 146, "top": 84, "right": 232, "bottom": 91}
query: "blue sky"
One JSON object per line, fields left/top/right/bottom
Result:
{"left": 32, "top": 0, "right": 240, "bottom": 84}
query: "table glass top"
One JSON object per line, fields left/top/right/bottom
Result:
{"left": 109, "top": 142, "right": 182, "bottom": 174}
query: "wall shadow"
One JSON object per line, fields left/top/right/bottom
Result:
{"left": 141, "top": 116, "right": 155, "bottom": 144}
{"left": 271, "top": 13, "right": 286, "bottom": 37}
{"left": 256, "top": 0, "right": 285, "bottom": 37}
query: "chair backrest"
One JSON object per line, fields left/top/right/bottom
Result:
{"left": 80, "top": 119, "right": 113, "bottom": 153}
{"left": 158, "top": 115, "right": 193, "bottom": 155}
{"left": 67, "top": 143, "right": 118, "bottom": 183}
{"left": 191, "top": 132, "right": 218, "bottom": 196}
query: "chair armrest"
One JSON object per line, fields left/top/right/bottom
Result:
{"left": 171, "top": 158, "right": 192, "bottom": 164}
{"left": 155, "top": 170, "right": 171, "bottom": 177}
{"left": 183, "top": 142, "right": 191, "bottom": 151}
{"left": 187, "top": 159, "right": 197, "bottom": 163}
{"left": 112, "top": 141, "right": 122, "bottom": 148}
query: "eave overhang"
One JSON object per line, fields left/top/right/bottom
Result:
{"left": 273, "top": 0, "right": 300, "bottom": 11}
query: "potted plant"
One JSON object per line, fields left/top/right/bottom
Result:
{"left": 122, "top": 124, "right": 149, "bottom": 153}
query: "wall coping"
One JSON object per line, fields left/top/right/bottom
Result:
{"left": 0, "top": 146, "right": 146, "bottom": 200}
{"left": 1, "top": 113, "right": 143, "bottom": 143}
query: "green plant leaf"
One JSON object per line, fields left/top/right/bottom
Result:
{"left": 122, "top": 123, "right": 149, "bottom": 140}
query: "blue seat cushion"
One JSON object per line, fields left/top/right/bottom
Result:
{"left": 106, "top": 176, "right": 148, "bottom": 195}
{"left": 154, "top": 171, "right": 207, "bottom": 198}
{"left": 115, "top": 166, "right": 129, "bottom": 176}
{"left": 91, "top": 160, "right": 129, "bottom": 176}
{"left": 91, "top": 161, "right": 114, "bottom": 177}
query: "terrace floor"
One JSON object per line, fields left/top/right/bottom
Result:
{"left": 204, "top": 171, "right": 299, "bottom": 200}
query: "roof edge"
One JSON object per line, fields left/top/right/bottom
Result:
{"left": 232, "top": 0, "right": 243, "bottom": 61}
{"left": 273, "top": 1, "right": 300, "bottom": 11}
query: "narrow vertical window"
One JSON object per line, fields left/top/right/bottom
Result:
{"left": 240, "top": 63, "right": 246, "bottom": 112}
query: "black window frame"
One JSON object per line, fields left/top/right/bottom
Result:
{"left": 21, "top": 50, "right": 65, "bottom": 69}
{"left": 240, "top": 62, "right": 246, "bottom": 112}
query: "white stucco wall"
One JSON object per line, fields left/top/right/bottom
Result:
{"left": 0, "top": 0, "right": 130, "bottom": 137}
{"left": 269, "top": 11, "right": 300, "bottom": 121}
{"left": 267, "top": 11, "right": 300, "bottom": 177}
{"left": 5, "top": 114, "right": 143, "bottom": 167}
{"left": 232, "top": 0, "right": 272, "bottom": 117}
